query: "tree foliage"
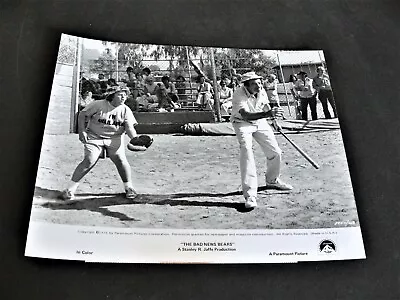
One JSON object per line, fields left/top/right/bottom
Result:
{"left": 214, "top": 48, "right": 276, "bottom": 78}
{"left": 89, "top": 48, "right": 115, "bottom": 78}
{"left": 150, "top": 45, "right": 202, "bottom": 65}
{"left": 117, "top": 43, "right": 151, "bottom": 70}
{"left": 88, "top": 42, "right": 276, "bottom": 80}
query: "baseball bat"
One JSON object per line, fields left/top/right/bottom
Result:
{"left": 277, "top": 128, "right": 320, "bottom": 169}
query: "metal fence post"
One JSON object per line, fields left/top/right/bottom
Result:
{"left": 186, "top": 46, "right": 194, "bottom": 102}
{"left": 209, "top": 48, "right": 221, "bottom": 122}
{"left": 70, "top": 37, "right": 82, "bottom": 133}
{"left": 115, "top": 43, "right": 119, "bottom": 82}
{"left": 276, "top": 51, "right": 292, "bottom": 117}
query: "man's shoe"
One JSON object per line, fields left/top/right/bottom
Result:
{"left": 245, "top": 197, "right": 258, "bottom": 209}
{"left": 59, "top": 189, "right": 74, "bottom": 200}
{"left": 265, "top": 178, "right": 293, "bottom": 191}
{"left": 125, "top": 187, "right": 137, "bottom": 199}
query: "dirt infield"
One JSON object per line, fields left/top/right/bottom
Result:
{"left": 30, "top": 129, "right": 359, "bottom": 229}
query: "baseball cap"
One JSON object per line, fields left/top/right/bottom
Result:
{"left": 105, "top": 85, "right": 129, "bottom": 99}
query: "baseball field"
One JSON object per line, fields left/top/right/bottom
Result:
{"left": 30, "top": 127, "right": 359, "bottom": 229}
{"left": 27, "top": 72, "right": 360, "bottom": 230}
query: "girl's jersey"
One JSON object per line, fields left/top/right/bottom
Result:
{"left": 82, "top": 100, "right": 137, "bottom": 139}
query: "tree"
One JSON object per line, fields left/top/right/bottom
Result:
{"left": 150, "top": 45, "right": 201, "bottom": 61}
{"left": 117, "top": 43, "right": 151, "bottom": 70}
{"left": 89, "top": 48, "right": 115, "bottom": 78}
{"left": 149, "top": 45, "right": 205, "bottom": 73}
{"left": 214, "top": 48, "right": 276, "bottom": 78}
{"left": 99, "top": 42, "right": 151, "bottom": 79}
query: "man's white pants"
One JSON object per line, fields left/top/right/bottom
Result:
{"left": 232, "top": 119, "right": 282, "bottom": 199}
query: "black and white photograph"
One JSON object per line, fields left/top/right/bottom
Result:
{"left": 5, "top": 0, "right": 400, "bottom": 297}
{"left": 25, "top": 34, "right": 365, "bottom": 263}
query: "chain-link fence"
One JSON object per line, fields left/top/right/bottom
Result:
{"left": 46, "top": 35, "right": 79, "bottom": 134}
{"left": 80, "top": 46, "right": 326, "bottom": 120}
{"left": 85, "top": 56, "right": 216, "bottom": 105}
{"left": 57, "top": 34, "right": 78, "bottom": 65}
{"left": 83, "top": 53, "right": 273, "bottom": 106}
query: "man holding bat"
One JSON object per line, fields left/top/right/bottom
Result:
{"left": 231, "top": 72, "right": 293, "bottom": 209}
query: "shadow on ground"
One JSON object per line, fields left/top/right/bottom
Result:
{"left": 34, "top": 186, "right": 290, "bottom": 221}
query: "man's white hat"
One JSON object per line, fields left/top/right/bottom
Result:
{"left": 240, "top": 71, "right": 263, "bottom": 83}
